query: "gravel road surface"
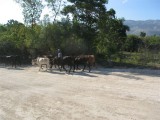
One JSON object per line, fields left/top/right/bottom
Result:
{"left": 0, "top": 66, "right": 160, "bottom": 120}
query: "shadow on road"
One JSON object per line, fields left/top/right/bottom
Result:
{"left": 1, "top": 65, "right": 160, "bottom": 79}
{"left": 72, "top": 71, "right": 98, "bottom": 77}
{"left": 92, "top": 67, "right": 160, "bottom": 79}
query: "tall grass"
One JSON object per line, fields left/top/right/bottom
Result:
{"left": 109, "top": 50, "right": 160, "bottom": 69}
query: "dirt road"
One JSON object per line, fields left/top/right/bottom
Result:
{"left": 0, "top": 66, "right": 160, "bottom": 120}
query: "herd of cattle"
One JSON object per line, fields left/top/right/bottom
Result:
{"left": 32, "top": 55, "right": 96, "bottom": 73}
{"left": 0, "top": 55, "right": 22, "bottom": 68}
{"left": 0, "top": 55, "right": 96, "bottom": 73}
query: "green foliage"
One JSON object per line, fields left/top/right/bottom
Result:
{"left": 0, "top": 40, "right": 18, "bottom": 55}
{"left": 140, "top": 31, "right": 146, "bottom": 37}
{"left": 145, "top": 35, "right": 160, "bottom": 45}
{"left": 125, "top": 35, "right": 143, "bottom": 52}
{"left": 63, "top": 0, "right": 107, "bottom": 20}
{"left": 1, "top": 0, "right": 158, "bottom": 68}
{"left": 62, "top": 0, "right": 108, "bottom": 53}
{"left": 95, "top": 17, "right": 129, "bottom": 59}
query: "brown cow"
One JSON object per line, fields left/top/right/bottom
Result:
{"left": 74, "top": 55, "right": 96, "bottom": 72}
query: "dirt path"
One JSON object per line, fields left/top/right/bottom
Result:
{"left": 0, "top": 66, "right": 160, "bottom": 120}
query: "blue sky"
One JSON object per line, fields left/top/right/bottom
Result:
{"left": 107, "top": 0, "right": 160, "bottom": 20}
{"left": 0, "top": 0, "right": 159, "bottom": 24}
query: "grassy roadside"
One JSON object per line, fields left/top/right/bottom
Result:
{"left": 97, "top": 52, "right": 160, "bottom": 69}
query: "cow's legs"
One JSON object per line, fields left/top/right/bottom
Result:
{"left": 69, "top": 65, "right": 73, "bottom": 73}
{"left": 88, "top": 63, "right": 91, "bottom": 72}
{"left": 63, "top": 65, "right": 67, "bottom": 72}
{"left": 82, "top": 63, "right": 86, "bottom": 72}
{"left": 72, "top": 65, "right": 75, "bottom": 72}
{"left": 39, "top": 64, "right": 42, "bottom": 71}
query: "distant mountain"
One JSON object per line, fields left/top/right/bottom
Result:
{"left": 124, "top": 20, "right": 160, "bottom": 36}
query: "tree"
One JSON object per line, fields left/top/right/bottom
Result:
{"left": 62, "top": 0, "right": 108, "bottom": 53}
{"left": 0, "top": 24, "right": 7, "bottom": 32}
{"left": 41, "top": 14, "right": 51, "bottom": 26}
{"left": 0, "top": 20, "right": 26, "bottom": 55}
{"left": 125, "top": 35, "right": 143, "bottom": 52}
{"left": 15, "top": 0, "right": 44, "bottom": 28}
{"left": 45, "top": 0, "right": 65, "bottom": 22}
{"left": 63, "top": 0, "right": 107, "bottom": 27}
{"left": 140, "top": 32, "right": 146, "bottom": 37}
{"left": 95, "top": 9, "right": 129, "bottom": 59}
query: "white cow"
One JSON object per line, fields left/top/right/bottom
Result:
{"left": 32, "top": 57, "right": 50, "bottom": 71}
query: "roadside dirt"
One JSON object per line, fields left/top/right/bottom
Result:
{"left": 0, "top": 66, "right": 160, "bottom": 120}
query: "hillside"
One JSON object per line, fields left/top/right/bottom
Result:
{"left": 124, "top": 20, "right": 160, "bottom": 36}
